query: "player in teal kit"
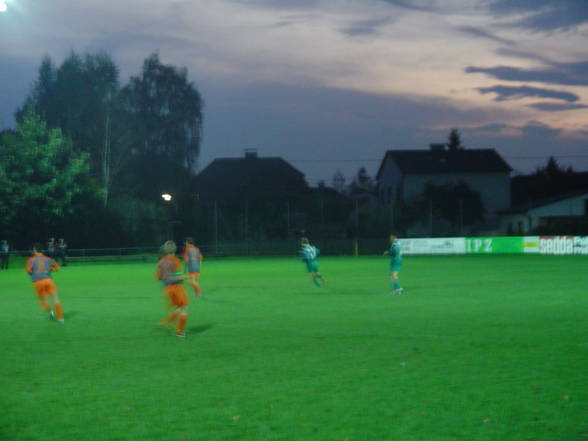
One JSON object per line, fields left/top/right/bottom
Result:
{"left": 384, "top": 234, "right": 403, "bottom": 295}
{"left": 299, "top": 237, "right": 325, "bottom": 287}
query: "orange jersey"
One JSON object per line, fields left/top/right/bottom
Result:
{"left": 156, "top": 254, "right": 182, "bottom": 286}
{"left": 26, "top": 254, "right": 60, "bottom": 282}
{"left": 182, "top": 244, "right": 203, "bottom": 273}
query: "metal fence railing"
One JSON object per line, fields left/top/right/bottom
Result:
{"left": 5, "top": 238, "right": 389, "bottom": 261}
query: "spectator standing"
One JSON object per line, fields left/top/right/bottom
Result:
{"left": 47, "top": 238, "right": 56, "bottom": 259}
{"left": 0, "top": 240, "right": 9, "bottom": 270}
{"left": 57, "top": 238, "right": 68, "bottom": 266}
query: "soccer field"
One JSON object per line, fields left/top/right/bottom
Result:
{"left": 1, "top": 255, "right": 587, "bottom": 441}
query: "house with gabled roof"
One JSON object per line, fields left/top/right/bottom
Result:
{"left": 193, "top": 149, "right": 310, "bottom": 239}
{"left": 195, "top": 149, "right": 308, "bottom": 205}
{"left": 376, "top": 144, "right": 512, "bottom": 233}
{"left": 498, "top": 189, "right": 588, "bottom": 235}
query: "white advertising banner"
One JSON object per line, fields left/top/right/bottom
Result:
{"left": 399, "top": 237, "right": 466, "bottom": 255}
{"left": 538, "top": 236, "right": 588, "bottom": 255}
{"left": 523, "top": 236, "right": 540, "bottom": 253}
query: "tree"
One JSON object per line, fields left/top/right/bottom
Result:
{"left": 420, "top": 181, "right": 484, "bottom": 232}
{"left": 447, "top": 128, "right": 464, "bottom": 151}
{"left": 122, "top": 53, "right": 204, "bottom": 199}
{"left": 348, "top": 166, "right": 374, "bottom": 195}
{"left": 0, "top": 108, "right": 96, "bottom": 238}
{"left": 511, "top": 156, "right": 581, "bottom": 204}
{"left": 18, "top": 52, "right": 128, "bottom": 207}
{"left": 332, "top": 169, "right": 346, "bottom": 194}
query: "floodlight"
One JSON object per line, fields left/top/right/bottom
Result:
{"left": 161, "top": 193, "right": 173, "bottom": 202}
{"left": 0, "top": 1, "right": 7, "bottom": 12}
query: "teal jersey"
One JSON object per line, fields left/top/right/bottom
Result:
{"left": 300, "top": 244, "right": 320, "bottom": 272}
{"left": 389, "top": 240, "right": 402, "bottom": 270}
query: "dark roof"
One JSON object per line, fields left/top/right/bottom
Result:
{"left": 499, "top": 189, "right": 588, "bottom": 214}
{"left": 195, "top": 153, "right": 308, "bottom": 203}
{"left": 198, "top": 156, "right": 305, "bottom": 182}
{"left": 377, "top": 148, "right": 512, "bottom": 178}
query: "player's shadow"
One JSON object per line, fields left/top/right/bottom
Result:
{"left": 187, "top": 323, "right": 214, "bottom": 334}
{"left": 64, "top": 311, "right": 79, "bottom": 320}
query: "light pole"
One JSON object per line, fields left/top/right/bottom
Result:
{"left": 161, "top": 193, "right": 174, "bottom": 239}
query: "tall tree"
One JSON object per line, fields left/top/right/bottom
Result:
{"left": 0, "top": 108, "right": 95, "bottom": 237}
{"left": 18, "top": 52, "right": 127, "bottom": 206}
{"left": 348, "top": 166, "right": 374, "bottom": 195}
{"left": 447, "top": 128, "right": 464, "bottom": 151}
{"left": 122, "top": 53, "right": 204, "bottom": 199}
{"left": 332, "top": 169, "right": 346, "bottom": 194}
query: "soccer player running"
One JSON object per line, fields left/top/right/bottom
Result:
{"left": 182, "top": 237, "right": 203, "bottom": 297}
{"left": 384, "top": 234, "right": 403, "bottom": 295}
{"left": 156, "top": 240, "right": 190, "bottom": 338}
{"left": 25, "top": 243, "right": 65, "bottom": 322}
{"left": 299, "top": 237, "right": 325, "bottom": 287}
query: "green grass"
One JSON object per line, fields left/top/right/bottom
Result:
{"left": 1, "top": 255, "right": 587, "bottom": 441}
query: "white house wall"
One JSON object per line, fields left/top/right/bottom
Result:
{"left": 499, "top": 192, "right": 588, "bottom": 234}
{"left": 403, "top": 172, "right": 511, "bottom": 218}
{"left": 377, "top": 158, "right": 403, "bottom": 204}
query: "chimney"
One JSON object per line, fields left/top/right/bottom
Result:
{"left": 430, "top": 143, "right": 446, "bottom": 151}
{"left": 244, "top": 148, "right": 258, "bottom": 159}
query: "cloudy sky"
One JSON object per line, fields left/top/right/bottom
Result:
{"left": 1, "top": 0, "right": 587, "bottom": 185}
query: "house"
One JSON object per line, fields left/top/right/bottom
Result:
{"left": 195, "top": 149, "right": 308, "bottom": 205}
{"left": 193, "top": 149, "right": 310, "bottom": 239}
{"left": 376, "top": 144, "right": 512, "bottom": 233}
{"left": 498, "top": 189, "right": 588, "bottom": 234}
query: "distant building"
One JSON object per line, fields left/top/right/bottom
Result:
{"left": 498, "top": 189, "right": 588, "bottom": 234}
{"left": 192, "top": 149, "right": 310, "bottom": 239}
{"left": 195, "top": 149, "right": 308, "bottom": 205}
{"left": 376, "top": 144, "right": 512, "bottom": 233}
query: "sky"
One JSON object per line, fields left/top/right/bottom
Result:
{"left": 1, "top": 0, "right": 587, "bottom": 186}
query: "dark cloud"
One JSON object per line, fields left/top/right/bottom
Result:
{"left": 521, "top": 120, "right": 563, "bottom": 139}
{"left": 489, "top": 0, "right": 588, "bottom": 31}
{"left": 340, "top": 17, "right": 394, "bottom": 37}
{"left": 456, "top": 26, "right": 514, "bottom": 45}
{"left": 527, "top": 102, "right": 588, "bottom": 111}
{"left": 494, "top": 47, "right": 549, "bottom": 64}
{"left": 476, "top": 85, "right": 580, "bottom": 102}
{"left": 226, "top": 0, "right": 319, "bottom": 10}
{"left": 377, "top": 0, "right": 431, "bottom": 10}
{"left": 465, "top": 61, "right": 588, "bottom": 86}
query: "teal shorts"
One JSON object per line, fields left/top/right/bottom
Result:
{"left": 306, "top": 261, "right": 319, "bottom": 273}
{"left": 390, "top": 263, "right": 402, "bottom": 272}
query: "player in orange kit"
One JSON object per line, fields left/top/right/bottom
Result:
{"left": 25, "top": 243, "right": 64, "bottom": 323}
{"left": 156, "top": 240, "right": 189, "bottom": 338}
{"left": 182, "top": 237, "right": 203, "bottom": 297}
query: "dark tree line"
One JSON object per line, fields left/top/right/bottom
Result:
{"left": 511, "top": 156, "right": 588, "bottom": 205}
{"left": 1, "top": 51, "right": 204, "bottom": 248}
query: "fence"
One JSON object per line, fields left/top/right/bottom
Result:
{"left": 6, "top": 236, "right": 587, "bottom": 261}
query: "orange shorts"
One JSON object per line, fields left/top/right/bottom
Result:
{"left": 188, "top": 272, "right": 200, "bottom": 279}
{"left": 165, "top": 284, "right": 189, "bottom": 307}
{"left": 33, "top": 279, "right": 57, "bottom": 298}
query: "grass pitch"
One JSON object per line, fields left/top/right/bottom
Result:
{"left": 0, "top": 255, "right": 587, "bottom": 441}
